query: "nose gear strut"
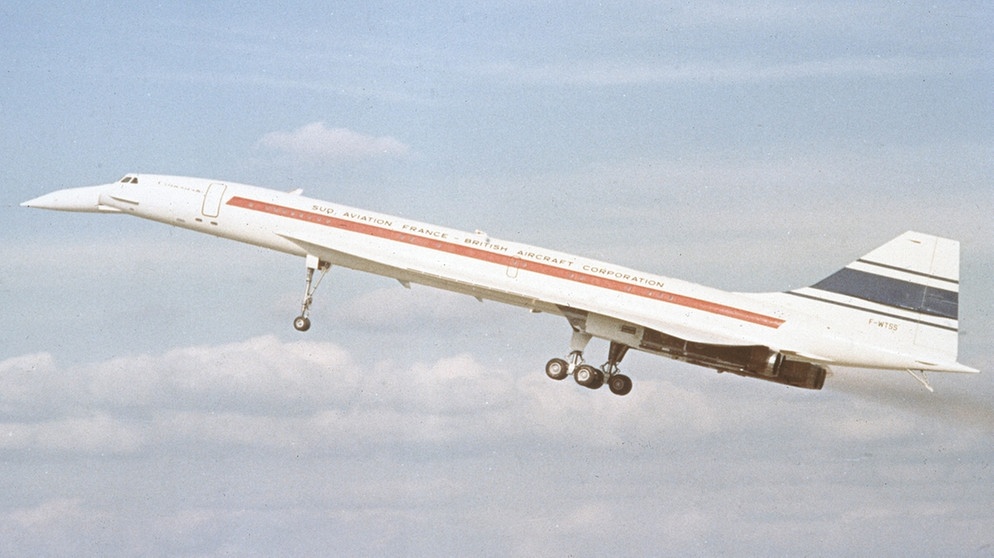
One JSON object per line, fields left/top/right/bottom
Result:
{"left": 294, "top": 254, "right": 331, "bottom": 332}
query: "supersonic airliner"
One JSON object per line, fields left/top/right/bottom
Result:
{"left": 23, "top": 174, "right": 978, "bottom": 395}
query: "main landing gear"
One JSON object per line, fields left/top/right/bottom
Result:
{"left": 544, "top": 331, "right": 633, "bottom": 396}
{"left": 294, "top": 254, "right": 331, "bottom": 332}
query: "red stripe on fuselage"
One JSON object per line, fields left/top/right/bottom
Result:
{"left": 227, "top": 196, "right": 784, "bottom": 328}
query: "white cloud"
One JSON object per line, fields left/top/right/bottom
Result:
{"left": 4, "top": 335, "right": 980, "bottom": 458}
{"left": 0, "top": 336, "right": 780, "bottom": 455}
{"left": 257, "top": 122, "right": 411, "bottom": 162}
{"left": 0, "top": 413, "right": 143, "bottom": 454}
{"left": 0, "top": 336, "right": 992, "bottom": 555}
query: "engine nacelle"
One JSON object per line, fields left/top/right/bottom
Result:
{"left": 692, "top": 345, "right": 828, "bottom": 390}
{"left": 639, "top": 328, "right": 828, "bottom": 390}
{"left": 734, "top": 356, "right": 827, "bottom": 390}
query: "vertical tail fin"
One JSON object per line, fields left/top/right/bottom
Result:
{"left": 790, "top": 231, "right": 975, "bottom": 372}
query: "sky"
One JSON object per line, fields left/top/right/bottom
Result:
{"left": 2, "top": 1, "right": 993, "bottom": 555}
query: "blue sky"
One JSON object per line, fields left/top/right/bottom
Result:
{"left": 2, "top": 2, "right": 993, "bottom": 555}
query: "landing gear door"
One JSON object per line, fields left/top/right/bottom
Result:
{"left": 202, "top": 183, "right": 227, "bottom": 218}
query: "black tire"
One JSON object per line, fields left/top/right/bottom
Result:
{"left": 608, "top": 374, "right": 632, "bottom": 396}
{"left": 545, "top": 358, "right": 569, "bottom": 381}
{"left": 293, "top": 316, "right": 311, "bottom": 332}
{"left": 588, "top": 368, "right": 605, "bottom": 390}
{"left": 574, "top": 364, "right": 602, "bottom": 389}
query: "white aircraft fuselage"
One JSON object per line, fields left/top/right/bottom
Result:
{"left": 23, "top": 174, "right": 977, "bottom": 395}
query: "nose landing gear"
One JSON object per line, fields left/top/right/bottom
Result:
{"left": 294, "top": 254, "right": 331, "bottom": 332}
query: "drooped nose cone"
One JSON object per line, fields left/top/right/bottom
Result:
{"left": 21, "top": 184, "right": 121, "bottom": 213}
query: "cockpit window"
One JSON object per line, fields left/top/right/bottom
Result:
{"left": 118, "top": 175, "right": 139, "bottom": 184}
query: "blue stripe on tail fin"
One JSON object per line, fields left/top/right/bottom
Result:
{"left": 811, "top": 266, "right": 958, "bottom": 321}
{"left": 792, "top": 231, "right": 961, "bottom": 331}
